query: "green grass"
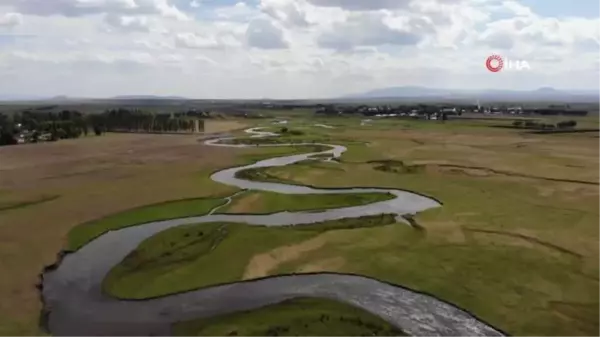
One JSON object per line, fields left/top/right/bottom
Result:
{"left": 65, "top": 117, "right": 599, "bottom": 335}
{"left": 66, "top": 145, "right": 341, "bottom": 251}
{"left": 172, "top": 297, "right": 405, "bottom": 336}
{"left": 67, "top": 197, "right": 225, "bottom": 251}
{"left": 252, "top": 157, "right": 599, "bottom": 336}
{"left": 102, "top": 215, "right": 396, "bottom": 299}
{"left": 220, "top": 190, "right": 395, "bottom": 214}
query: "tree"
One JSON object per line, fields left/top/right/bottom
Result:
{"left": 0, "top": 130, "right": 16, "bottom": 145}
{"left": 280, "top": 127, "right": 289, "bottom": 133}
{"left": 31, "top": 130, "right": 40, "bottom": 143}
{"left": 556, "top": 120, "right": 577, "bottom": 129}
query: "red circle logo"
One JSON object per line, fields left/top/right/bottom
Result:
{"left": 486, "top": 55, "right": 504, "bottom": 72}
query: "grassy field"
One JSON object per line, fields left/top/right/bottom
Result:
{"left": 0, "top": 119, "right": 347, "bottom": 335}
{"left": 220, "top": 190, "right": 394, "bottom": 214}
{"left": 1, "top": 115, "right": 598, "bottom": 335}
{"left": 102, "top": 215, "right": 396, "bottom": 299}
{"left": 106, "top": 118, "right": 597, "bottom": 335}
{"left": 245, "top": 120, "right": 599, "bottom": 336}
{"left": 173, "top": 297, "right": 405, "bottom": 336}
{"left": 67, "top": 197, "right": 226, "bottom": 251}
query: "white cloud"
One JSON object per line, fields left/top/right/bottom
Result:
{"left": 0, "top": 0, "right": 189, "bottom": 20}
{"left": 0, "top": 0, "right": 598, "bottom": 98}
{"left": 0, "top": 12, "right": 22, "bottom": 27}
{"left": 306, "top": 0, "right": 411, "bottom": 11}
{"left": 104, "top": 14, "right": 153, "bottom": 32}
{"left": 174, "top": 29, "right": 243, "bottom": 49}
{"left": 260, "top": 0, "right": 309, "bottom": 26}
{"left": 317, "top": 12, "right": 425, "bottom": 51}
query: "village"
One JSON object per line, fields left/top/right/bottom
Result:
{"left": 314, "top": 103, "right": 589, "bottom": 119}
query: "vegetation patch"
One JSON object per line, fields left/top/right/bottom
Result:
{"left": 220, "top": 190, "right": 394, "bottom": 214}
{"left": 67, "top": 197, "right": 225, "bottom": 251}
{"left": 235, "top": 167, "right": 297, "bottom": 185}
{"left": 102, "top": 215, "right": 396, "bottom": 299}
{"left": 368, "top": 160, "right": 425, "bottom": 174}
{"left": 173, "top": 298, "right": 408, "bottom": 337}
{"left": 172, "top": 297, "right": 406, "bottom": 336}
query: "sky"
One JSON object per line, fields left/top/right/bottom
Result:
{"left": 0, "top": 0, "right": 598, "bottom": 99}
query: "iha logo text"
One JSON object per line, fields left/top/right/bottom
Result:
{"left": 486, "top": 55, "right": 531, "bottom": 72}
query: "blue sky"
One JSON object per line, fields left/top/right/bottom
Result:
{"left": 522, "top": 0, "right": 599, "bottom": 18}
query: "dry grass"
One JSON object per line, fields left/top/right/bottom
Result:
{"left": 242, "top": 235, "right": 327, "bottom": 280}
{"left": 0, "top": 132, "right": 245, "bottom": 335}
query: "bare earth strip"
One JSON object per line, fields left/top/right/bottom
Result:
{"left": 243, "top": 235, "right": 327, "bottom": 279}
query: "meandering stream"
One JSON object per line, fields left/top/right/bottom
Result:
{"left": 41, "top": 127, "right": 505, "bottom": 336}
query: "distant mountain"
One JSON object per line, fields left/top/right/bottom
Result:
{"left": 110, "top": 95, "right": 190, "bottom": 100}
{"left": 344, "top": 86, "right": 600, "bottom": 102}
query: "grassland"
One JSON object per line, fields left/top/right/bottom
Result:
{"left": 102, "top": 215, "right": 396, "bottom": 299}
{"left": 241, "top": 119, "right": 599, "bottom": 336}
{"left": 0, "top": 119, "right": 348, "bottom": 335}
{"left": 220, "top": 190, "right": 394, "bottom": 214}
{"left": 67, "top": 197, "right": 226, "bottom": 251}
{"left": 1, "top": 114, "right": 598, "bottom": 336}
{"left": 173, "top": 297, "right": 405, "bottom": 336}
{"left": 106, "top": 117, "right": 597, "bottom": 335}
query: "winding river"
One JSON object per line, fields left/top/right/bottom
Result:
{"left": 41, "top": 127, "right": 505, "bottom": 336}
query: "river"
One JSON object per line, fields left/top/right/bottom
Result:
{"left": 41, "top": 127, "right": 504, "bottom": 336}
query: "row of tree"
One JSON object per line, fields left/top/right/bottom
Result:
{"left": 99, "top": 108, "right": 202, "bottom": 133}
{"left": 0, "top": 108, "right": 205, "bottom": 146}
{"left": 512, "top": 120, "right": 578, "bottom": 130}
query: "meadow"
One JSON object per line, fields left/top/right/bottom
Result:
{"left": 0, "top": 115, "right": 598, "bottom": 336}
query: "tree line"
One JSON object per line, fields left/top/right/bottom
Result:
{"left": 0, "top": 108, "right": 205, "bottom": 146}
{"left": 512, "top": 119, "right": 578, "bottom": 130}
{"left": 99, "top": 108, "right": 202, "bottom": 133}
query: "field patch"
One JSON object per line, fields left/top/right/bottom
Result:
{"left": 173, "top": 297, "right": 405, "bottom": 336}
{"left": 102, "top": 215, "right": 396, "bottom": 299}
{"left": 221, "top": 190, "right": 394, "bottom": 214}
{"left": 67, "top": 197, "right": 226, "bottom": 251}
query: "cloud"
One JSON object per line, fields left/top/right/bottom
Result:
{"left": 0, "top": 12, "right": 23, "bottom": 28}
{"left": 245, "top": 19, "right": 288, "bottom": 49}
{"left": 214, "top": 2, "right": 258, "bottom": 21}
{"left": 0, "top": 0, "right": 598, "bottom": 98}
{"left": 174, "top": 30, "right": 242, "bottom": 49}
{"left": 104, "top": 14, "right": 153, "bottom": 32}
{"left": 175, "top": 32, "right": 222, "bottom": 49}
{"left": 317, "top": 12, "right": 424, "bottom": 50}
{"left": 306, "top": 0, "right": 411, "bottom": 11}
{"left": 0, "top": 0, "right": 189, "bottom": 20}
{"left": 261, "top": 0, "right": 309, "bottom": 27}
